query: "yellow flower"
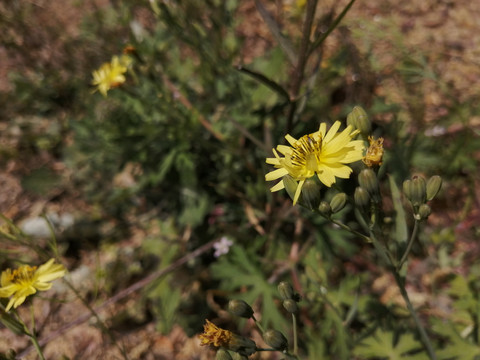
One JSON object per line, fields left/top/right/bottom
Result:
{"left": 198, "top": 319, "right": 257, "bottom": 356}
{"left": 0, "top": 259, "right": 66, "bottom": 312}
{"left": 91, "top": 55, "right": 131, "bottom": 96}
{"left": 266, "top": 121, "right": 365, "bottom": 205}
{"left": 363, "top": 136, "right": 384, "bottom": 167}
{"left": 199, "top": 319, "right": 233, "bottom": 348}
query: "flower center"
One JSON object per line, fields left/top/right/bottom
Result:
{"left": 9, "top": 266, "right": 37, "bottom": 284}
{"left": 291, "top": 134, "right": 322, "bottom": 171}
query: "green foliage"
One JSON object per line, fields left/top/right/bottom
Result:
{"left": 354, "top": 328, "right": 426, "bottom": 360}
{"left": 211, "top": 244, "right": 286, "bottom": 331}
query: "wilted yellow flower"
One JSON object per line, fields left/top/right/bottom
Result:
{"left": 198, "top": 319, "right": 257, "bottom": 356}
{"left": 0, "top": 259, "right": 66, "bottom": 312}
{"left": 199, "top": 319, "right": 233, "bottom": 347}
{"left": 91, "top": 55, "right": 131, "bottom": 96}
{"left": 266, "top": 121, "right": 365, "bottom": 204}
{"left": 363, "top": 136, "right": 384, "bottom": 167}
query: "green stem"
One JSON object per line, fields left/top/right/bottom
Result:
{"left": 392, "top": 271, "right": 437, "bottom": 360}
{"left": 335, "top": 220, "right": 436, "bottom": 359}
{"left": 29, "top": 332, "right": 46, "bottom": 360}
{"left": 330, "top": 218, "right": 371, "bottom": 243}
{"left": 308, "top": 0, "right": 357, "bottom": 56}
{"left": 397, "top": 219, "right": 420, "bottom": 271}
{"left": 292, "top": 313, "right": 298, "bottom": 356}
{"left": 16, "top": 308, "right": 46, "bottom": 360}
{"left": 252, "top": 315, "right": 265, "bottom": 334}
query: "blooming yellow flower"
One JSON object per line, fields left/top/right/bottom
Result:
{"left": 91, "top": 55, "right": 131, "bottom": 96}
{"left": 363, "top": 136, "right": 384, "bottom": 167}
{"left": 0, "top": 259, "right": 66, "bottom": 312}
{"left": 266, "top": 121, "right": 365, "bottom": 205}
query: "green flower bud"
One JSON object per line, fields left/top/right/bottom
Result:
{"left": 403, "top": 179, "right": 413, "bottom": 201}
{"left": 318, "top": 201, "right": 331, "bottom": 216}
{"left": 354, "top": 187, "right": 371, "bottom": 208}
{"left": 232, "top": 353, "right": 248, "bottom": 360}
{"left": 229, "top": 334, "right": 257, "bottom": 356}
{"left": 426, "top": 175, "right": 442, "bottom": 201}
{"left": 347, "top": 106, "right": 371, "bottom": 135}
{"left": 417, "top": 204, "right": 431, "bottom": 220}
{"left": 358, "top": 169, "right": 379, "bottom": 196}
{"left": 282, "top": 299, "right": 298, "bottom": 313}
{"left": 283, "top": 175, "right": 298, "bottom": 203}
{"left": 330, "top": 193, "right": 348, "bottom": 213}
{"left": 263, "top": 329, "right": 288, "bottom": 351}
{"left": 216, "top": 349, "right": 233, "bottom": 360}
{"left": 278, "top": 281, "right": 294, "bottom": 300}
{"left": 228, "top": 300, "right": 254, "bottom": 319}
{"left": 410, "top": 176, "right": 426, "bottom": 206}
{"left": 301, "top": 178, "right": 322, "bottom": 209}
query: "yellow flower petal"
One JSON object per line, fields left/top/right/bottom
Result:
{"left": 265, "top": 121, "right": 365, "bottom": 203}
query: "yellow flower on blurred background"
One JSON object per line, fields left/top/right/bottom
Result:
{"left": 91, "top": 55, "right": 131, "bottom": 96}
{"left": 266, "top": 121, "right": 365, "bottom": 205}
{"left": 0, "top": 259, "right": 66, "bottom": 312}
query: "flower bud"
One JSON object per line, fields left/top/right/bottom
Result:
{"left": 417, "top": 204, "right": 431, "bottom": 220}
{"left": 354, "top": 187, "right": 370, "bottom": 208}
{"left": 229, "top": 335, "right": 257, "bottom": 356}
{"left": 216, "top": 349, "right": 233, "bottom": 360}
{"left": 347, "top": 106, "right": 371, "bottom": 135}
{"left": 282, "top": 299, "right": 298, "bottom": 313}
{"left": 426, "top": 175, "right": 442, "bottom": 201}
{"left": 263, "top": 329, "right": 288, "bottom": 351}
{"left": 228, "top": 300, "right": 254, "bottom": 319}
{"left": 318, "top": 201, "right": 331, "bottom": 216}
{"left": 330, "top": 193, "right": 348, "bottom": 213}
{"left": 301, "top": 178, "right": 321, "bottom": 209}
{"left": 403, "top": 179, "right": 413, "bottom": 201}
{"left": 232, "top": 353, "right": 248, "bottom": 360}
{"left": 283, "top": 175, "right": 298, "bottom": 203}
{"left": 278, "top": 281, "right": 294, "bottom": 300}
{"left": 410, "top": 176, "right": 426, "bottom": 206}
{"left": 358, "top": 169, "right": 379, "bottom": 196}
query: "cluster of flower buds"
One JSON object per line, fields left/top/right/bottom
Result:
{"left": 403, "top": 175, "right": 442, "bottom": 220}
{"left": 318, "top": 192, "right": 348, "bottom": 217}
{"left": 354, "top": 168, "right": 380, "bottom": 211}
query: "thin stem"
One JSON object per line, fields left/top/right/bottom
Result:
{"left": 336, "top": 218, "right": 437, "bottom": 359}
{"left": 392, "top": 271, "right": 437, "bottom": 360}
{"left": 16, "top": 308, "right": 46, "bottom": 360}
{"left": 286, "top": 0, "right": 318, "bottom": 133}
{"left": 308, "top": 0, "right": 357, "bottom": 56}
{"left": 329, "top": 218, "right": 371, "bottom": 243}
{"left": 292, "top": 313, "right": 298, "bottom": 356}
{"left": 397, "top": 219, "right": 420, "bottom": 271}
{"left": 29, "top": 333, "right": 46, "bottom": 360}
{"left": 252, "top": 315, "right": 265, "bottom": 334}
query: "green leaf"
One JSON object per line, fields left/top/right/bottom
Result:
{"left": 432, "top": 318, "right": 480, "bottom": 360}
{"left": 211, "top": 244, "right": 286, "bottom": 330}
{"left": 354, "top": 328, "right": 425, "bottom": 359}
{"left": 389, "top": 175, "right": 408, "bottom": 245}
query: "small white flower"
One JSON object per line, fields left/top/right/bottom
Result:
{"left": 213, "top": 237, "right": 234, "bottom": 257}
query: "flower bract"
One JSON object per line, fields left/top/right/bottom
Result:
{"left": 0, "top": 259, "right": 66, "bottom": 312}
{"left": 266, "top": 121, "right": 365, "bottom": 204}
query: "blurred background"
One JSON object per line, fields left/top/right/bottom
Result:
{"left": 1, "top": 0, "right": 480, "bottom": 359}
